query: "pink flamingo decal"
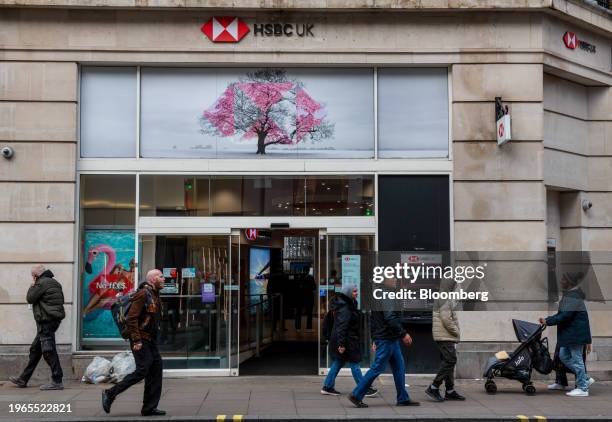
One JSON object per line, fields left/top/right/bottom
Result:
{"left": 83, "top": 244, "right": 132, "bottom": 314}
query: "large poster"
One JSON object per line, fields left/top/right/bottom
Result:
{"left": 82, "top": 230, "right": 136, "bottom": 340}
{"left": 249, "top": 247, "right": 270, "bottom": 314}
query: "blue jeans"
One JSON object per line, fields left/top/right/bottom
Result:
{"left": 559, "top": 345, "right": 588, "bottom": 391}
{"left": 323, "top": 358, "right": 363, "bottom": 389}
{"left": 351, "top": 339, "right": 410, "bottom": 402}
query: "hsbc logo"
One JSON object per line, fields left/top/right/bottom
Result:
{"left": 563, "top": 31, "right": 577, "bottom": 49}
{"left": 201, "top": 16, "right": 315, "bottom": 43}
{"left": 201, "top": 17, "right": 250, "bottom": 43}
{"left": 563, "top": 31, "right": 596, "bottom": 54}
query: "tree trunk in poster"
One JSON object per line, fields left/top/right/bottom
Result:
{"left": 256, "top": 132, "right": 267, "bottom": 154}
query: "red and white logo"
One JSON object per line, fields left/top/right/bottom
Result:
{"left": 201, "top": 17, "right": 250, "bottom": 43}
{"left": 245, "top": 228, "right": 258, "bottom": 241}
{"left": 498, "top": 122, "right": 505, "bottom": 138}
{"left": 563, "top": 31, "right": 578, "bottom": 50}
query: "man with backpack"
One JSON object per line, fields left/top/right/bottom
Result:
{"left": 9, "top": 265, "right": 65, "bottom": 390}
{"left": 102, "top": 269, "right": 166, "bottom": 416}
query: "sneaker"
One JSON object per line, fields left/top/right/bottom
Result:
{"left": 445, "top": 390, "right": 466, "bottom": 401}
{"left": 39, "top": 382, "right": 63, "bottom": 391}
{"left": 320, "top": 386, "right": 341, "bottom": 396}
{"left": 397, "top": 399, "right": 421, "bottom": 406}
{"left": 566, "top": 388, "right": 589, "bottom": 397}
{"left": 8, "top": 376, "right": 27, "bottom": 388}
{"left": 101, "top": 389, "right": 114, "bottom": 414}
{"left": 548, "top": 383, "right": 569, "bottom": 391}
{"left": 425, "top": 386, "right": 444, "bottom": 402}
{"left": 365, "top": 388, "right": 378, "bottom": 397}
{"left": 348, "top": 394, "right": 368, "bottom": 408}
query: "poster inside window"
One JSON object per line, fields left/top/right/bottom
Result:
{"left": 81, "top": 230, "right": 136, "bottom": 340}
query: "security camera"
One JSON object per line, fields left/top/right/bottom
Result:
{"left": 1, "top": 146, "right": 14, "bottom": 159}
{"left": 582, "top": 199, "right": 592, "bottom": 212}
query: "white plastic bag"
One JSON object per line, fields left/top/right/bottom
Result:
{"left": 109, "top": 351, "right": 136, "bottom": 383}
{"left": 82, "top": 356, "right": 112, "bottom": 384}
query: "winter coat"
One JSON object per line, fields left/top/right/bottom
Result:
{"left": 370, "top": 309, "right": 406, "bottom": 341}
{"left": 127, "top": 282, "right": 162, "bottom": 343}
{"left": 329, "top": 293, "right": 362, "bottom": 363}
{"left": 27, "top": 270, "right": 65, "bottom": 323}
{"left": 432, "top": 299, "right": 460, "bottom": 342}
{"left": 546, "top": 287, "right": 592, "bottom": 347}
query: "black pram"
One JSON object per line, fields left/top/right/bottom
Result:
{"left": 483, "top": 319, "right": 554, "bottom": 395}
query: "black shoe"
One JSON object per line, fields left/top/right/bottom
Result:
{"left": 397, "top": 399, "right": 421, "bottom": 406}
{"left": 365, "top": 387, "right": 378, "bottom": 397}
{"left": 445, "top": 390, "right": 466, "bottom": 401}
{"left": 321, "top": 386, "right": 341, "bottom": 396}
{"left": 141, "top": 409, "right": 166, "bottom": 416}
{"left": 101, "top": 390, "right": 114, "bottom": 414}
{"left": 348, "top": 394, "right": 368, "bottom": 408}
{"left": 425, "top": 386, "right": 444, "bottom": 402}
{"left": 9, "top": 376, "right": 27, "bottom": 388}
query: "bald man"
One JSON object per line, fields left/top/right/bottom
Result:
{"left": 102, "top": 269, "right": 166, "bottom": 417}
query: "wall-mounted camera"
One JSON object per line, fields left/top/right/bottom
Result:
{"left": 582, "top": 199, "right": 592, "bottom": 212}
{"left": 1, "top": 146, "right": 15, "bottom": 159}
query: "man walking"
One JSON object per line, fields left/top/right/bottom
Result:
{"left": 10, "top": 265, "right": 65, "bottom": 390}
{"left": 102, "top": 269, "right": 166, "bottom": 416}
{"left": 348, "top": 306, "right": 419, "bottom": 407}
{"left": 425, "top": 280, "right": 465, "bottom": 402}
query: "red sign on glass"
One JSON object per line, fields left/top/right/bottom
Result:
{"left": 245, "top": 228, "right": 258, "bottom": 241}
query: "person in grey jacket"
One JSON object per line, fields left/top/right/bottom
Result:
{"left": 426, "top": 280, "right": 465, "bottom": 402}
{"left": 10, "top": 265, "right": 65, "bottom": 390}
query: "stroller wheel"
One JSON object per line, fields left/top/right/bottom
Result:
{"left": 485, "top": 380, "right": 497, "bottom": 395}
{"left": 524, "top": 384, "right": 536, "bottom": 395}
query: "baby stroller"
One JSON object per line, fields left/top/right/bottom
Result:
{"left": 483, "top": 319, "right": 554, "bottom": 395}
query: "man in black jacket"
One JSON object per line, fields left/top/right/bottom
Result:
{"left": 349, "top": 280, "right": 420, "bottom": 407}
{"left": 10, "top": 265, "right": 65, "bottom": 390}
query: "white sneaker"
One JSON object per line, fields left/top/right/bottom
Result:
{"left": 566, "top": 388, "right": 589, "bottom": 397}
{"left": 588, "top": 377, "right": 595, "bottom": 387}
{"left": 547, "top": 383, "right": 569, "bottom": 391}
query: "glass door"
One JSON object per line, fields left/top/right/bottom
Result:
{"left": 139, "top": 234, "right": 233, "bottom": 371}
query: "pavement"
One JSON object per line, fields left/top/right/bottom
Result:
{"left": 1, "top": 375, "right": 611, "bottom": 422}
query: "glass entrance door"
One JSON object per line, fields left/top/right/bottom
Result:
{"left": 139, "top": 234, "right": 233, "bottom": 372}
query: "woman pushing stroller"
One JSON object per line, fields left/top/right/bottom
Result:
{"left": 539, "top": 271, "right": 593, "bottom": 397}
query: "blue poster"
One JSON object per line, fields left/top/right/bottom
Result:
{"left": 249, "top": 247, "right": 270, "bottom": 314}
{"left": 82, "top": 230, "right": 136, "bottom": 340}
{"left": 341, "top": 254, "right": 361, "bottom": 308}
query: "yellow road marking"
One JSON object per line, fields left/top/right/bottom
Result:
{"left": 233, "top": 416, "right": 243, "bottom": 421}
{"left": 216, "top": 415, "right": 226, "bottom": 422}
{"left": 533, "top": 417, "right": 547, "bottom": 421}
{"left": 516, "top": 416, "right": 529, "bottom": 422}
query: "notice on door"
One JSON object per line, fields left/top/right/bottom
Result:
{"left": 341, "top": 254, "right": 361, "bottom": 307}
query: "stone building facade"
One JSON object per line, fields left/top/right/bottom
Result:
{"left": 0, "top": 0, "right": 611, "bottom": 380}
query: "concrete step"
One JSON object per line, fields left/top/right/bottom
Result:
{"left": 589, "top": 360, "right": 612, "bottom": 381}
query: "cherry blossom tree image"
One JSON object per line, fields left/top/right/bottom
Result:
{"left": 201, "top": 69, "right": 334, "bottom": 154}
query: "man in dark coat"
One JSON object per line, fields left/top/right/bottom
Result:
{"left": 10, "top": 265, "right": 65, "bottom": 390}
{"left": 321, "top": 284, "right": 377, "bottom": 397}
{"left": 540, "top": 272, "right": 593, "bottom": 397}
{"left": 349, "top": 279, "right": 420, "bottom": 408}
{"left": 102, "top": 269, "right": 166, "bottom": 416}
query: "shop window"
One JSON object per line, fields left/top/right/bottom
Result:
{"left": 79, "top": 175, "right": 136, "bottom": 349}
{"left": 140, "top": 67, "right": 374, "bottom": 159}
{"left": 377, "top": 68, "right": 449, "bottom": 158}
{"left": 210, "top": 176, "right": 306, "bottom": 216}
{"left": 140, "top": 175, "right": 210, "bottom": 216}
{"left": 305, "top": 176, "right": 374, "bottom": 217}
{"left": 80, "top": 67, "right": 137, "bottom": 158}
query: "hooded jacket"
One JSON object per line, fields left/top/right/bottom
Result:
{"left": 432, "top": 298, "right": 460, "bottom": 342}
{"left": 27, "top": 270, "right": 65, "bottom": 323}
{"left": 328, "top": 293, "right": 362, "bottom": 363}
{"left": 546, "top": 287, "right": 592, "bottom": 347}
{"left": 127, "top": 281, "right": 162, "bottom": 343}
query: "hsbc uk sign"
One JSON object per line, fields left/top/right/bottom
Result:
{"left": 201, "top": 16, "right": 314, "bottom": 43}
{"left": 563, "top": 31, "right": 596, "bottom": 54}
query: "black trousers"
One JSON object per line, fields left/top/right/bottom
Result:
{"left": 432, "top": 341, "right": 457, "bottom": 390}
{"left": 108, "top": 340, "right": 163, "bottom": 413}
{"left": 21, "top": 320, "right": 63, "bottom": 384}
{"left": 295, "top": 297, "right": 314, "bottom": 329}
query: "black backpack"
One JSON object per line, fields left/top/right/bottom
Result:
{"left": 111, "top": 288, "right": 151, "bottom": 340}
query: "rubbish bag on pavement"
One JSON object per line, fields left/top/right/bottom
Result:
{"left": 81, "top": 356, "right": 112, "bottom": 384}
{"left": 109, "top": 351, "right": 136, "bottom": 383}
